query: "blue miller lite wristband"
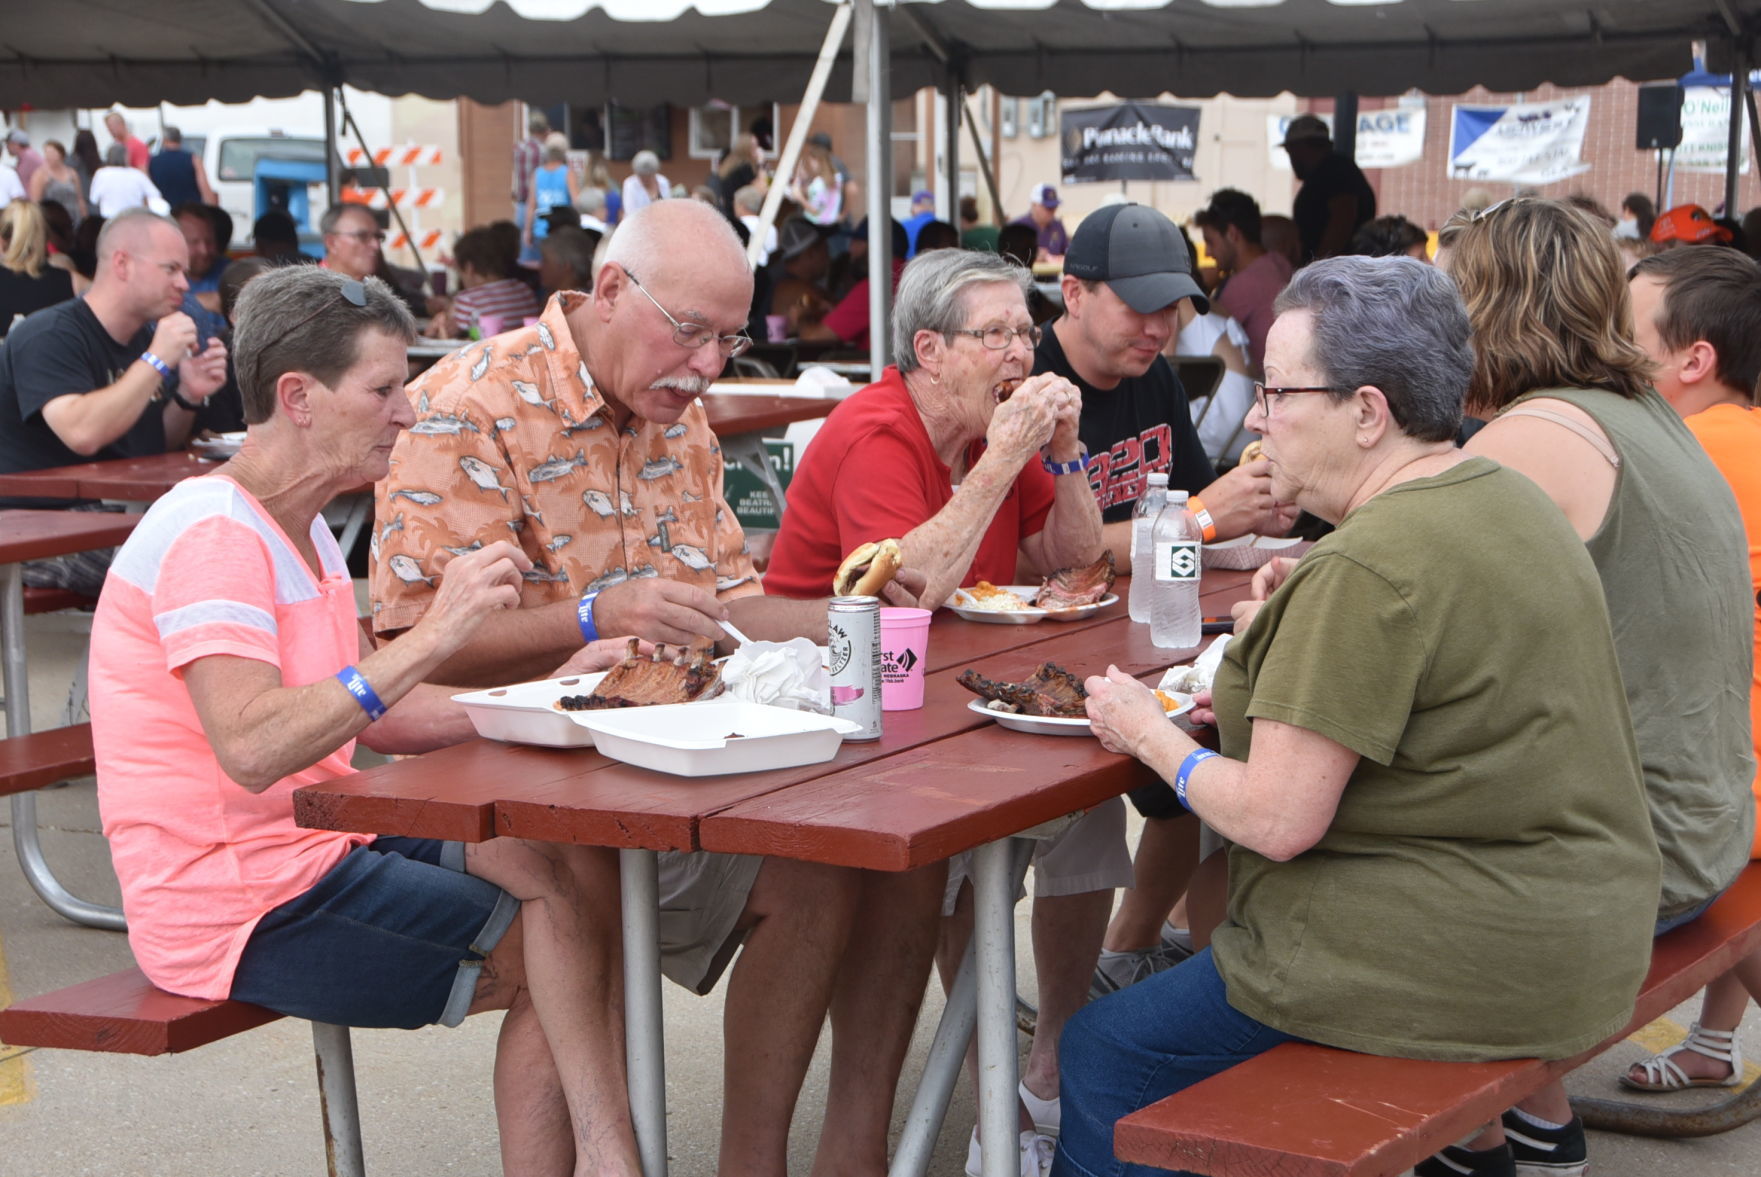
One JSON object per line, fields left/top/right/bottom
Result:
{"left": 1174, "top": 748, "right": 1219, "bottom": 812}
{"left": 1042, "top": 449, "right": 1089, "bottom": 476}
{"left": 140, "top": 351, "right": 172, "bottom": 379}
{"left": 577, "top": 591, "right": 600, "bottom": 643}
{"left": 335, "top": 666, "right": 388, "bottom": 722}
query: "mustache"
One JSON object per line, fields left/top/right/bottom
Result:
{"left": 651, "top": 376, "right": 709, "bottom": 397}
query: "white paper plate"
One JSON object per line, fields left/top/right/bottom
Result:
{"left": 570, "top": 700, "right": 862, "bottom": 776}
{"left": 965, "top": 693, "right": 1193, "bottom": 736}
{"left": 189, "top": 432, "right": 246, "bottom": 460}
{"left": 946, "top": 586, "right": 1119, "bottom": 625}
{"left": 453, "top": 673, "right": 610, "bottom": 747}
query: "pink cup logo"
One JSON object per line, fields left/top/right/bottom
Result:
{"left": 881, "top": 647, "right": 919, "bottom": 680}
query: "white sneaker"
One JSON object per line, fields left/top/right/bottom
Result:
{"left": 965, "top": 1127, "right": 1057, "bottom": 1177}
{"left": 1018, "top": 1080, "right": 1060, "bottom": 1137}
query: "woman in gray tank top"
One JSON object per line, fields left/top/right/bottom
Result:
{"left": 1445, "top": 197, "right": 1755, "bottom": 1177}
{"left": 27, "top": 139, "right": 85, "bottom": 224}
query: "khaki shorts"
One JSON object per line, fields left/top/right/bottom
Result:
{"left": 657, "top": 850, "right": 764, "bottom": 995}
{"left": 941, "top": 797, "right": 1132, "bottom": 916}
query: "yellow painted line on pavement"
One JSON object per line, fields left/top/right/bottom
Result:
{"left": 0, "top": 932, "right": 34, "bottom": 1105}
{"left": 1628, "top": 1016, "right": 1759, "bottom": 1090}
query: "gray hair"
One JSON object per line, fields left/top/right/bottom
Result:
{"left": 631, "top": 149, "right": 661, "bottom": 176}
{"left": 892, "top": 249, "right": 1032, "bottom": 374}
{"left": 732, "top": 184, "right": 765, "bottom": 215}
{"left": 103, "top": 143, "right": 128, "bottom": 167}
{"left": 603, "top": 198, "right": 743, "bottom": 282}
{"left": 573, "top": 185, "right": 607, "bottom": 216}
{"left": 94, "top": 207, "right": 179, "bottom": 263}
{"left": 318, "top": 203, "right": 375, "bottom": 236}
{"left": 233, "top": 265, "right": 415, "bottom": 425}
{"left": 1272, "top": 256, "right": 1472, "bottom": 443}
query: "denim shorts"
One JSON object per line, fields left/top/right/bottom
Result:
{"left": 1655, "top": 892, "right": 1721, "bottom": 937}
{"left": 230, "top": 837, "right": 519, "bottom": 1030}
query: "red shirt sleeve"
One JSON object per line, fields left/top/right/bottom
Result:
{"left": 820, "top": 280, "right": 870, "bottom": 346}
{"left": 1015, "top": 455, "right": 1056, "bottom": 539}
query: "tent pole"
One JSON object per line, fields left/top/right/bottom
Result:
{"left": 1334, "top": 92, "right": 1358, "bottom": 161}
{"left": 962, "top": 95, "right": 1004, "bottom": 222}
{"left": 1728, "top": 41, "right": 1749, "bottom": 218}
{"left": 323, "top": 86, "right": 340, "bottom": 207}
{"left": 943, "top": 68, "right": 962, "bottom": 225}
{"left": 748, "top": 1, "right": 852, "bottom": 270}
{"left": 861, "top": 0, "right": 892, "bottom": 374}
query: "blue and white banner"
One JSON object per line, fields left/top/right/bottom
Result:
{"left": 1448, "top": 98, "right": 1592, "bottom": 186}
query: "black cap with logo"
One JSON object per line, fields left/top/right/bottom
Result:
{"left": 1063, "top": 203, "right": 1208, "bottom": 316}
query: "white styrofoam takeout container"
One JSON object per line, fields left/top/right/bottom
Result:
{"left": 567, "top": 700, "right": 862, "bottom": 777}
{"left": 453, "top": 673, "right": 610, "bottom": 748}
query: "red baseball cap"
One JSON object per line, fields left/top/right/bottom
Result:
{"left": 1651, "top": 204, "right": 1734, "bottom": 245}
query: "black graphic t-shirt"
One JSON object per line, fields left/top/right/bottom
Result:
{"left": 1035, "top": 320, "right": 1218, "bottom": 524}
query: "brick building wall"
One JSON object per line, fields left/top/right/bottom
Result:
{"left": 1326, "top": 80, "right": 1759, "bottom": 233}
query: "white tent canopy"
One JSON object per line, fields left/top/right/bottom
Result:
{"left": 1, "top": 0, "right": 1753, "bottom": 108}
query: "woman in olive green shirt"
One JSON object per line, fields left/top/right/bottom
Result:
{"left": 1054, "top": 257, "right": 1660, "bottom": 1177}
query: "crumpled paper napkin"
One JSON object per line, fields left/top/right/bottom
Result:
{"left": 720, "top": 638, "right": 833, "bottom": 714}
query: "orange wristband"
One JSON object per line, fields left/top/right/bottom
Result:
{"left": 1187, "top": 496, "right": 1218, "bottom": 542}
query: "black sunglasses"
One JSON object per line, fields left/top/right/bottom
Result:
{"left": 258, "top": 278, "right": 368, "bottom": 353}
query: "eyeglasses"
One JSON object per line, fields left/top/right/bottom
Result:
{"left": 620, "top": 267, "right": 753, "bottom": 358}
{"left": 1252, "top": 382, "right": 1349, "bottom": 415}
{"left": 951, "top": 324, "right": 1042, "bottom": 351}
{"left": 257, "top": 278, "right": 368, "bottom": 355}
{"left": 334, "top": 229, "right": 386, "bottom": 244}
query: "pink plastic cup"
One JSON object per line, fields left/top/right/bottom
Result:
{"left": 765, "top": 314, "right": 789, "bottom": 343}
{"left": 879, "top": 607, "right": 932, "bottom": 711}
{"left": 476, "top": 313, "right": 505, "bottom": 337}
{"left": 523, "top": 316, "right": 541, "bottom": 327}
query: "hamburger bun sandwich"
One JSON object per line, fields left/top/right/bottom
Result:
{"left": 1239, "top": 439, "right": 1265, "bottom": 464}
{"left": 833, "top": 538, "right": 903, "bottom": 597}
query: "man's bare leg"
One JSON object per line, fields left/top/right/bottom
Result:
{"left": 1101, "top": 814, "right": 1200, "bottom": 952}
{"left": 719, "top": 857, "right": 861, "bottom": 1177}
{"left": 1022, "top": 888, "right": 1114, "bottom": 1103}
{"left": 466, "top": 838, "right": 640, "bottom": 1177}
{"left": 810, "top": 864, "right": 948, "bottom": 1177}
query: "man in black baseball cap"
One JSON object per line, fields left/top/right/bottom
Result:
{"left": 1035, "top": 202, "right": 1291, "bottom": 551}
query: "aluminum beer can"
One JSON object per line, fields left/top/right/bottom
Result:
{"left": 827, "top": 595, "right": 883, "bottom": 741}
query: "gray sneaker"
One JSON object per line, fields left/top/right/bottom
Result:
{"left": 1089, "top": 943, "right": 1190, "bottom": 1000}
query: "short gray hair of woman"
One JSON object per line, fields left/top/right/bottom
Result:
{"left": 892, "top": 249, "right": 1033, "bottom": 374}
{"left": 232, "top": 265, "right": 416, "bottom": 425}
{"left": 1271, "top": 256, "right": 1473, "bottom": 443}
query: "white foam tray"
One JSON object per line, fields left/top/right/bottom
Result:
{"left": 568, "top": 700, "right": 862, "bottom": 776}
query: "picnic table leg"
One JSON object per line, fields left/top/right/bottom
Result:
{"left": 891, "top": 839, "right": 1035, "bottom": 1177}
{"left": 310, "top": 1021, "right": 366, "bottom": 1177}
{"left": 973, "top": 837, "right": 1025, "bottom": 1177}
{"left": 620, "top": 847, "right": 668, "bottom": 1177}
{"left": 3, "top": 561, "right": 125, "bottom": 931}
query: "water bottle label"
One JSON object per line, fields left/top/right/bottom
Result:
{"left": 1154, "top": 541, "right": 1201, "bottom": 583}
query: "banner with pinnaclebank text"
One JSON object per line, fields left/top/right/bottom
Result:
{"left": 1061, "top": 102, "right": 1200, "bottom": 184}
{"left": 1448, "top": 97, "right": 1593, "bottom": 186}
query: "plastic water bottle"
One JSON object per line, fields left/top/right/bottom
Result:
{"left": 1129, "top": 473, "right": 1170, "bottom": 623}
{"left": 1150, "top": 490, "right": 1203, "bottom": 650}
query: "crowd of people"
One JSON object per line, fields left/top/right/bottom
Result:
{"left": 4, "top": 105, "right": 1761, "bottom": 1177}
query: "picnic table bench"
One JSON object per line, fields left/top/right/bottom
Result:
{"left": 1112, "top": 860, "right": 1761, "bottom": 1175}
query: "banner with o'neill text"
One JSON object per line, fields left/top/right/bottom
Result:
{"left": 1061, "top": 102, "right": 1200, "bottom": 184}
{"left": 1448, "top": 98, "right": 1593, "bottom": 186}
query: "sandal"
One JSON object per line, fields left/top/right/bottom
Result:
{"left": 1619, "top": 1022, "right": 1744, "bottom": 1092}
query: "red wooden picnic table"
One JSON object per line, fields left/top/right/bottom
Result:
{"left": 293, "top": 568, "right": 1255, "bottom": 1177}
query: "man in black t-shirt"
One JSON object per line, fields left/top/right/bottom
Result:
{"left": 1283, "top": 114, "right": 1377, "bottom": 263}
{"left": 1034, "top": 202, "right": 1295, "bottom": 563}
{"left": 0, "top": 208, "right": 228, "bottom": 591}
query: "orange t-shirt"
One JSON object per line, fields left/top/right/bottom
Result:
{"left": 1686, "top": 403, "right": 1761, "bottom": 857}
{"left": 90, "top": 477, "right": 370, "bottom": 999}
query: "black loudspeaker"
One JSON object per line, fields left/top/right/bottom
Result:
{"left": 1637, "top": 85, "right": 1684, "bottom": 150}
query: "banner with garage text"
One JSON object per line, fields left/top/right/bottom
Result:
{"left": 1448, "top": 97, "right": 1593, "bottom": 186}
{"left": 1266, "top": 109, "right": 1427, "bottom": 170}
